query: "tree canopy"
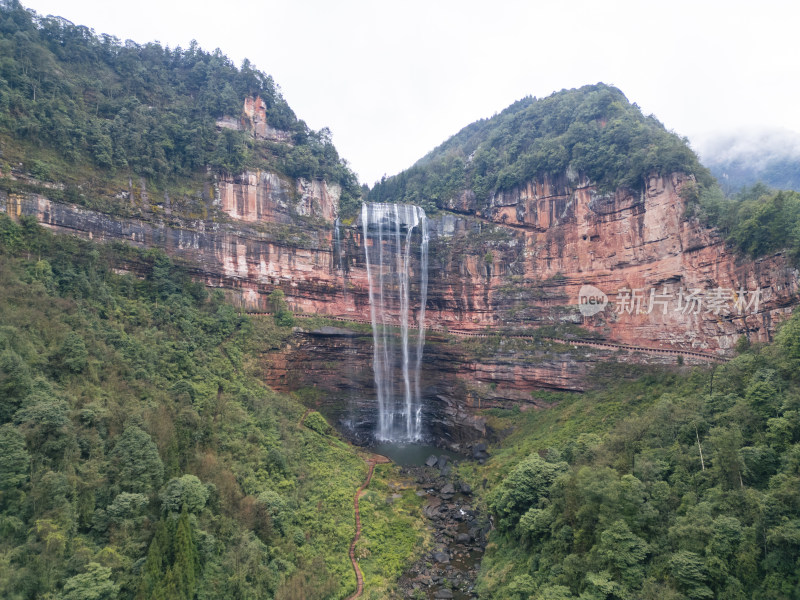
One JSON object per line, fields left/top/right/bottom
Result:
{"left": 0, "top": 1, "right": 361, "bottom": 216}
{"left": 368, "top": 84, "right": 713, "bottom": 212}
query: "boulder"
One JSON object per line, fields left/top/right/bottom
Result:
{"left": 473, "top": 443, "right": 490, "bottom": 460}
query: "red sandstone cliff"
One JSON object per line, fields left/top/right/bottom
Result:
{"left": 4, "top": 166, "right": 798, "bottom": 432}
{"left": 3, "top": 168, "right": 797, "bottom": 357}
{"left": 428, "top": 172, "right": 798, "bottom": 353}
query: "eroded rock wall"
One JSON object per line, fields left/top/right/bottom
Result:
{"left": 4, "top": 170, "right": 797, "bottom": 355}
{"left": 422, "top": 173, "right": 798, "bottom": 353}
{"left": 3, "top": 168, "right": 799, "bottom": 441}
{"left": 215, "top": 170, "right": 339, "bottom": 224}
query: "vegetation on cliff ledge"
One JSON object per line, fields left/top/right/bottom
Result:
{"left": 368, "top": 83, "right": 713, "bottom": 212}
{"left": 686, "top": 182, "right": 800, "bottom": 265}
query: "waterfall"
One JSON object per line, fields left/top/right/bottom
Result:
{"left": 361, "top": 203, "right": 429, "bottom": 442}
{"left": 334, "top": 217, "right": 343, "bottom": 273}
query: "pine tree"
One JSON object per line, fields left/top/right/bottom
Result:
{"left": 136, "top": 520, "right": 171, "bottom": 600}
{"left": 171, "top": 506, "right": 200, "bottom": 600}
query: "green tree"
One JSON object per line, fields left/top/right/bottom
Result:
{"left": 159, "top": 474, "right": 209, "bottom": 514}
{"left": 534, "top": 585, "right": 575, "bottom": 600}
{"left": 268, "top": 289, "right": 294, "bottom": 327}
{"left": 775, "top": 311, "right": 800, "bottom": 375}
{"left": 109, "top": 425, "right": 164, "bottom": 495}
{"left": 14, "top": 399, "right": 76, "bottom": 468}
{"left": 32, "top": 259, "right": 56, "bottom": 293}
{"left": 593, "top": 520, "right": 648, "bottom": 587}
{"left": 0, "top": 424, "right": 29, "bottom": 508}
{"left": 105, "top": 492, "right": 148, "bottom": 534}
{"left": 61, "top": 563, "right": 119, "bottom": 600}
{"left": 137, "top": 520, "right": 171, "bottom": 600}
{"left": 53, "top": 331, "right": 88, "bottom": 374}
{"left": 137, "top": 508, "right": 201, "bottom": 600}
{"left": 488, "top": 453, "right": 568, "bottom": 530}
{"left": 0, "top": 348, "right": 32, "bottom": 421}
{"left": 669, "top": 551, "right": 713, "bottom": 600}
{"left": 170, "top": 507, "right": 201, "bottom": 600}
{"left": 149, "top": 250, "right": 178, "bottom": 299}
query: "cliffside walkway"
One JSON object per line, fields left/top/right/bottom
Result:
{"left": 247, "top": 312, "right": 727, "bottom": 363}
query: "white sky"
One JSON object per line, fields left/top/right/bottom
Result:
{"left": 20, "top": 0, "right": 800, "bottom": 185}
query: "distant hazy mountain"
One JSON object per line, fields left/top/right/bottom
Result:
{"left": 695, "top": 129, "right": 800, "bottom": 194}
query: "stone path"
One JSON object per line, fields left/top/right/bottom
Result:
{"left": 299, "top": 408, "right": 390, "bottom": 599}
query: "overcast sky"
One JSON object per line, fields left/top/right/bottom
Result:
{"left": 20, "top": 0, "right": 800, "bottom": 185}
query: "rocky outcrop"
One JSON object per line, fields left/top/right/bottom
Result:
{"left": 395, "top": 463, "right": 488, "bottom": 599}
{"left": 216, "top": 96, "right": 292, "bottom": 143}
{"left": 215, "top": 170, "right": 339, "bottom": 224}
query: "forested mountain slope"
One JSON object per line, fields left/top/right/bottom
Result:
{"left": 0, "top": 215, "right": 424, "bottom": 599}
{"left": 470, "top": 320, "right": 800, "bottom": 599}
{"left": 0, "top": 0, "right": 361, "bottom": 218}
{"left": 368, "top": 84, "right": 713, "bottom": 213}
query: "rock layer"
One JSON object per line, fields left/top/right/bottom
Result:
{"left": 3, "top": 168, "right": 799, "bottom": 442}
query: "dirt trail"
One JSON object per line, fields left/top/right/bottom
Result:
{"left": 346, "top": 453, "right": 391, "bottom": 599}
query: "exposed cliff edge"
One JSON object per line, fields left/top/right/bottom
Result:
{"left": 4, "top": 169, "right": 797, "bottom": 355}
{"left": 3, "top": 166, "right": 798, "bottom": 435}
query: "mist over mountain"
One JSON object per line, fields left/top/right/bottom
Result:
{"left": 695, "top": 128, "right": 800, "bottom": 193}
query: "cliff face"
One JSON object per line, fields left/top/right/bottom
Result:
{"left": 215, "top": 170, "right": 340, "bottom": 224}
{"left": 3, "top": 167, "right": 798, "bottom": 443}
{"left": 213, "top": 97, "right": 341, "bottom": 225}
{"left": 216, "top": 95, "right": 293, "bottom": 143}
{"left": 428, "top": 172, "right": 799, "bottom": 352}
{"left": 5, "top": 170, "right": 797, "bottom": 352}
{"left": 262, "top": 324, "right": 717, "bottom": 447}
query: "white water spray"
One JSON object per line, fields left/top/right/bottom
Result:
{"left": 361, "top": 203, "right": 429, "bottom": 442}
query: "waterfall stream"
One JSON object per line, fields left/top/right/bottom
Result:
{"left": 361, "top": 203, "right": 429, "bottom": 442}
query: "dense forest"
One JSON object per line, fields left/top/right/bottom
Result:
{"left": 0, "top": 0, "right": 361, "bottom": 217}
{"left": 368, "top": 84, "right": 713, "bottom": 213}
{"left": 685, "top": 183, "right": 800, "bottom": 266}
{"left": 471, "top": 321, "right": 800, "bottom": 599}
{"left": 0, "top": 215, "right": 424, "bottom": 599}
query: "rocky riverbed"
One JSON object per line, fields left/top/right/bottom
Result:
{"left": 394, "top": 452, "right": 491, "bottom": 599}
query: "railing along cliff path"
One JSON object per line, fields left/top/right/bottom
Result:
{"left": 246, "top": 312, "right": 728, "bottom": 363}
